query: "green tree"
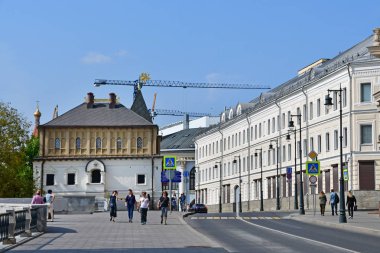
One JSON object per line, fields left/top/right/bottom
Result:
{"left": 0, "top": 102, "right": 38, "bottom": 197}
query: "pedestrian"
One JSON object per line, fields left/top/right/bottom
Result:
{"left": 125, "top": 189, "right": 136, "bottom": 223}
{"left": 328, "top": 189, "right": 339, "bottom": 216}
{"left": 45, "top": 189, "right": 55, "bottom": 221}
{"left": 139, "top": 191, "right": 150, "bottom": 225}
{"left": 346, "top": 190, "right": 357, "bottom": 219}
{"left": 31, "top": 190, "right": 44, "bottom": 204}
{"left": 158, "top": 191, "right": 170, "bottom": 225}
{"left": 109, "top": 190, "right": 118, "bottom": 222}
{"left": 180, "top": 193, "right": 186, "bottom": 212}
{"left": 319, "top": 191, "right": 327, "bottom": 216}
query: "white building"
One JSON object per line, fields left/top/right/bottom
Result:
{"left": 195, "top": 28, "right": 380, "bottom": 212}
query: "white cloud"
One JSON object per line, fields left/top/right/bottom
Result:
{"left": 115, "top": 49, "right": 128, "bottom": 57}
{"left": 81, "top": 52, "right": 111, "bottom": 64}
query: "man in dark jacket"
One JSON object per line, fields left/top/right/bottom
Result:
{"left": 125, "top": 189, "right": 136, "bottom": 223}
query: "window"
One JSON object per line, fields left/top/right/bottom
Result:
{"left": 303, "top": 104, "right": 307, "bottom": 122}
{"left": 228, "top": 137, "right": 231, "bottom": 149}
{"left": 235, "top": 133, "right": 237, "bottom": 147}
{"left": 296, "top": 108, "right": 301, "bottom": 125}
{"left": 250, "top": 127, "right": 253, "bottom": 141}
{"left": 116, "top": 137, "right": 122, "bottom": 150}
{"left": 333, "top": 92, "right": 337, "bottom": 111}
{"left": 137, "top": 137, "right": 143, "bottom": 148}
{"left": 343, "top": 88, "right": 347, "bottom": 107}
{"left": 296, "top": 141, "right": 300, "bottom": 158}
{"left": 287, "top": 144, "right": 291, "bottom": 161}
{"left": 326, "top": 133, "right": 330, "bottom": 152}
{"left": 282, "top": 145, "right": 286, "bottom": 162}
{"left": 232, "top": 135, "right": 234, "bottom": 148}
{"left": 272, "top": 117, "right": 275, "bottom": 133}
{"left": 91, "top": 169, "right": 101, "bottom": 183}
{"left": 243, "top": 157, "right": 246, "bottom": 172}
{"left": 46, "top": 174, "right": 54, "bottom": 186}
{"left": 360, "top": 125, "right": 372, "bottom": 144}
{"left": 287, "top": 111, "right": 291, "bottom": 126}
{"left": 303, "top": 139, "right": 308, "bottom": 157}
{"left": 137, "top": 174, "right": 146, "bottom": 185}
{"left": 255, "top": 125, "right": 257, "bottom": 140}
{"left": 75, "top": 137, "right": 81, "bottom": 150}
{"left": 238, "top": 132, "right": 241, "bottom": 146}
{"left": 224, "top": 138, "right": 226, "bottom": 151}
{"left": 343, "top": 127, "right": 348, "bottom": 147}
{"left": 277, "top": 115, "right": 280, "bottom": 132}
{"left": 272, "top": 148, "right": 276, "bottom": 164}
{"left": 254, "top": 155, "right": 258, "bottom": 169}
{"left": 317, "top": 99, "right": 321, "bottom": 117}
{"left": 55, "top": 138, "right": 61, "bottom": 150}
{"left": 317, "top": 135, "right": 322, "bottom": 153}
{"left": 243, "top": 130, "right": 246, "bottom": 144}
{"left": 67, "top": 173, "right": 76, "bottom": 185}
{"left": 96, "top": 137, "right": 102, "bottom": 149}
{"left": 268, "top": 119, "right": 270, "bottom": 134}
{"left": 190, "top": 168, "right": 196, "bottom": 190}
{"left": 310, "top": 137, "right": 314, "bottom": 152}
{"left": 334, "top": 130, "right": 338, "bottom": 150}
{"left": 259, "top": 123, "right": 262, "bottom": 138}
{"left": 309, "top": 102, "right": 313, "bottom": 120}
{"left": 267, "top": 151, "right": 271, "bottom": 166}
{"left": 360, "top": 83, "right": 371, "bottom": 103}
{"left": 282, "top": 113, "right": 286, "bottom": 129}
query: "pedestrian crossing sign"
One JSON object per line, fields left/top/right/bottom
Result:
{"left": 305, "top": 161, "right": 320, "bottom": 176}
{"left": 163, "top": 156, "right": 176, "bottom": 170}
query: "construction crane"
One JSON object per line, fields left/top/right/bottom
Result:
{"left": 94, "top": 73, "right": 270, "bottom": 99}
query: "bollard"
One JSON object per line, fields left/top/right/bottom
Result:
{"left": 3, "top": 209, "right": 16, "bottom": 245}
{"left": 20, "top": 207, "right": 32, "bottom": 237}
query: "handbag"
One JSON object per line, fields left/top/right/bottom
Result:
{"left": 354, "top": 205, "right": 358, "bottom": 211}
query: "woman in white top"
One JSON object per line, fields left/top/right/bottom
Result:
{"left": 139, "top": 191, "right": 150, "bottom": 225}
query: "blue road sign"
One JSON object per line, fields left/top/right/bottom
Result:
{"left": 163, "top": 156, "right": 176, "bottom": 170}
{"left": 161, "top": 171, "right": 169, "bottom": 183}
{"left": 172, "top": 171, "right": 182, "bottom": 183}
{"left": 306, "top": 161, "right": 321, "bottom": 176}
{"left": 286, "top": 167, "right": 292, "bottom": 180}
{"left": 183, "top": 171, "right": 190, "bottom": 177}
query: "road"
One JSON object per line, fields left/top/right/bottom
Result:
{"left": 185, "top": 212, "right": 379, "bottom": 253}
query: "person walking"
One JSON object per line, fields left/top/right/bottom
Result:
{"left": 139, "top": 191, "right": 149, "bottom": 225}
{"left": 109, "top": 191, "right": 119, "bottom": 222}
{"left": 31, "top": 190, "right": 44, "bottom": 204}
{"left": 45, "top": 189, "right": 55, "bottom": 221}
{"left": 346, "top": 190, "right": 357, "bottom": 219}
{"left": 125, "top": 189, "right": 136, "bottom": 223}
{"left": 158, "top": 191, "right": 170, "bottom": 225}
{"left": 319, "top": 191, "right": 327, "bottom": 216}
{"left": 180, "top": 193, "right": 186, "bottom": 212}
{"left": 329, "top": 189, "right": 339, "bottom": 216}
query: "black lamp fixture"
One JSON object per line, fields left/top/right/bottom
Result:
{"left": 269, "top": 143, "right": 274, "bottom": 149}
{"left": 324, "top": 94, "right": 333, "bottom": 109}
{"left": 286, "top": 133, "right": 291, "bottom": 141}
{"left": 288, "top": 120, "right": 295, "bottom": 130}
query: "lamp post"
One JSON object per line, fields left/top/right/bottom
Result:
{"left": 286, "top": 130, "right": 298, "bottom": 209}
{"left": 214, "top": 161, "right": 222, "bottom": 213}
{"left": 289, "top": 114, "right": 305, "bottom": 215}
{"left": 325, "top": 84, "right": 347, "bottom": 223}
{"left": 195, "top": 166, "right": 200, "bottom": 204}
{"left": 233, "top": 156, "right": 242, "bottom": 214}
{"left": 269, "top": 139, "right": 280, "bottom": 210}
{"left": 254, "top": 149, "right": 264, "bottom": 211}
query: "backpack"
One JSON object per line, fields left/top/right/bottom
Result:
{"left": 335, "top": 193, "right": 339, "bottom": 204}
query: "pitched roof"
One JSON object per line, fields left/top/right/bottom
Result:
{"left": 131, "top": 90, "right": 152, "bottom": 123}
{"left": 161, "top": 128, "right": 210, "bottom": 150}
{"left": 42, "top": 102, "right": 154, "bottom": 127}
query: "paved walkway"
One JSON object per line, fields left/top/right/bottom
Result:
{"left": 7, "top": 211, "right": 227, "bottom": 253}
{"left": 291, "top": 210, "right": 380, "bottom": 236}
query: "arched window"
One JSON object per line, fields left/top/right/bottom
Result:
{"left": 91, "top": 169, "right": 101, "bottom": 183}
{"left": 137, "top": 137, "right": 143, "bottom": 149}
{"left": 75, "top": 137, "right": 81, "bottom": 150}
{"left": 189, "top": 167, "right": 196, "bottom": 190}
{"left": 96, "top": 137, "right": 102, "bottom": 149}
{"left": 228, "top": 109, "right": 234, "bottom": 119}
{"left": 116, "top": 137, "right": 122, "bottom": 150}
{"left": 55, "top": 138, "right": 61, "bottom": 150}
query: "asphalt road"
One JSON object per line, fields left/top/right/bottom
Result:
{"left": 185, "top": 213, "right": 379, "bottom": 253}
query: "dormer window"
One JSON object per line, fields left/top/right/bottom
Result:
{"left": 137, "top": 137, "right": 143, "bottom": 149}
{"left": 228, "top": 109, "right": 234, "bottom": 119}
{"left": 236, "top": 105, "right": 242, "bottom": 116}
{"left": 54, "top": 138, "right": 61, "bottom": 150}
{"left": 96, "top": 137, "right": 102, "bottom": 149}
{"left": 116, "top": 137, "right": 122, "bottom": 150}
{"left": 75, "top": 137, "right": 81, "bottom": 150}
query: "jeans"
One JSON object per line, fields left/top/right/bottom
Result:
{"left": 348, "top": 203, "right": 354, "bottom": 217}
{"left": 127, "top": 205, "right": 134, "bottom": 220}
{"left": 161, "top": 207, "right": 168, "bottom": 218}
{"left": 140, "top": 208, "right": 148, "bottom": 223}
{"left": 331, "top": 203, "right": 338, "bottom": 215}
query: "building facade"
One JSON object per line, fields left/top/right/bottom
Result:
{"left": 33, "top": 92, "right": 162, "bottom": 207}
{"left": 195, "top": 28, "right": 380, "bottom": 212}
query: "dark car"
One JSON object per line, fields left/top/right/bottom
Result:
{"left": 189, "top": 203, "right": 208, "bottom": 213}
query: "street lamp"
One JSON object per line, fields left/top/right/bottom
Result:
{"left": 325, "top": 84, "right": 347, "bottom": 223}
{"left": 233, "top": 156, "right": 242, "bottom": 213}
{"left": 286, "top": 130, "right": 298, "bottom": 210}
{"left": 269, "top": 139, "right": 280, "bottom": 210}
{"left": 289, "top": 114, "right": 305, "bottom": 215}
{"left": 254, "top": 149, "right": 264, "bottom": 211}
{"left": 214, "top": 161, "right": 222, "bottom": 213}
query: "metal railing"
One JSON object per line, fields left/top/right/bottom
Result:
{"left": 0, "top": 213, "right": 10, "bottom": 242}
{"left": 14, "top": 210, "right": 26, "bottom": 236}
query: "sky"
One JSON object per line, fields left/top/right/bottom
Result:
{"left": 1, "top": 0, "right": 380, "bottom": 130}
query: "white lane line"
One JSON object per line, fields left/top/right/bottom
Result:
{"left": 240, "top": 219, "right": 360, "bottom": 253}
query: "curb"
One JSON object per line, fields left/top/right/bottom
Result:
{"left": 0, "top": 232, "right": 44, "bottom": 253}
{"left": 291, "top": 215, "right": 380, "bottom": 237}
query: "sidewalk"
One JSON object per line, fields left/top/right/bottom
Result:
{"left": 6, "top": 211, "right": 227, "bottom": 253}
{"left": 291, "top": 210, "right": 380, "bottom": 236}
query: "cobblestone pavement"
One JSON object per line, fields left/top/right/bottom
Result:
{"left": 8, "top": 211, "right": 227, "bottom": 253}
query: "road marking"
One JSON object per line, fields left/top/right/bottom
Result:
{"left": 190, "top": 216, "right": 282, "bottom": 220}
{"left": 240, "top": 219, "right": 360, "bottom": 253}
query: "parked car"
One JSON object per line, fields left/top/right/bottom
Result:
{"left": 189, "top": 203, "right": 208, "bottom": 213}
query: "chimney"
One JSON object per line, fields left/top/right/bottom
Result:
{"left": 109, "top": 93, "right": 116, "bottom": 109}
{"left": 183, "top": 114, "right": 190, "bottom": 130}
{"left": 87, "top": 92, "right": 94, "bottom": 108}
